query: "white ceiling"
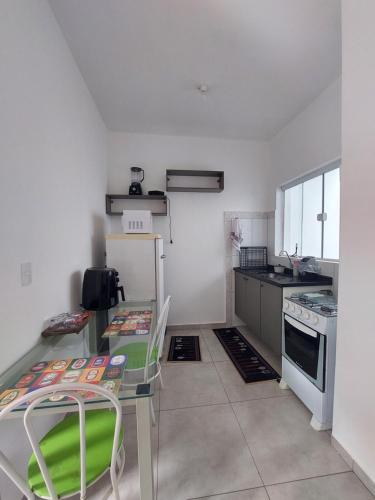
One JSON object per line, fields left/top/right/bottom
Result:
{"left": 49, "top": 0, "right": 341, "bottom": 140}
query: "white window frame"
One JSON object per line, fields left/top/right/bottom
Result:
{"left": 276, "top": 158, "right": 341, "bottom": 263}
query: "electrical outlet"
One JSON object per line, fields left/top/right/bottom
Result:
{"left": 21, "top": 262, "right": 32, "bottom": 286}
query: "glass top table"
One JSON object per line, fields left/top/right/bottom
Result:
{"left": 0, "top": 300, "right": 157, "bottom": 500}
{"left": 0, "top": 300, "right": 157, "bottom": 415}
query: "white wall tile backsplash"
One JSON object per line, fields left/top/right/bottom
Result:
{"left": 227, "top": 216, "right": 268, "bottom": 249}
{"left": 225, "top": 211, "right": 270, "bottom": 326}
{"left": 252, "top": 219, "right": 268, "bottom": 246}
{"left": 267, "top": 214, "right": 276, "bottom": 256}
{"left": 240, "top": 219, "right": 252, "bottom": 246}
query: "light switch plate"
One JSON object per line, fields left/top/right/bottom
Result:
{"left": 21, "top": 262, "right": 32, "bottom": 286}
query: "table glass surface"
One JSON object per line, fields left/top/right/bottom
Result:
{"left": 0, "top": 300, "right": 157, "bottom": 414}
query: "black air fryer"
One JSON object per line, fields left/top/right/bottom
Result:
{"left": 82, "top": 267, "right": 125, "bottom": 311}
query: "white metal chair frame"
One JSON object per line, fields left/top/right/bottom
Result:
{"left": 121, "top": 296, "right": 171, "bottom": 426}
{"left": 0, "top": 383, "right": 125, "bottom": 500}
{"left": 124, "top": 295, "right": 171, "bottom": 387}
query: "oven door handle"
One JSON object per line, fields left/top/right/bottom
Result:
{"left": 284, "top": 315, "right": 318, "bottom": 338}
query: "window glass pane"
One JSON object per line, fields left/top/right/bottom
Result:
{"left": 301, "top": 175, "right": 323, "bottom": 257}
{"left": 284, "top": 184, "right": 302, "bottom": 255}
{"left": 323, "top": 168, "right": 340, "bottom": 259}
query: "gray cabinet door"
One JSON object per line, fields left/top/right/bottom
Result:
{"left": 235, "top": 272, "right": 248, "bottom": 321}
{"left": 234, "top": 272, "right": 261, "bottom": 337}
{"left": 260, "top": 282, "right": 283, "bottom": 355}
{"left": 244, "top": 276, "right": 261, "bottom": 338}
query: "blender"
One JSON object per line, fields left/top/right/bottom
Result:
{"left": 128, "top": 166, "right": 144, "bottom": 195}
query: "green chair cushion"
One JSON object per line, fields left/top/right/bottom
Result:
{"left": 113, "top": 342, "right": 158, "bottom": 370}
{"left": 28, "top": 409, "right": 124, "bottom": 498}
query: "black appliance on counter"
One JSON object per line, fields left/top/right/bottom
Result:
{"left": 82, "top": 267, "right": 125, "bottom": 311}
{"left": 82, "top": 267, "right": 125, "bottom": 353}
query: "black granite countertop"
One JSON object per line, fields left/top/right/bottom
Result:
{"left": 233, "top": 266, "right": 333, "bottom": 288}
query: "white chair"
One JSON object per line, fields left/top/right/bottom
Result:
{"left": 0, "top": 383, "right": 125, "bottom": 500}
{"left": 113, "top": 296, "right": 171, "bottom": 423}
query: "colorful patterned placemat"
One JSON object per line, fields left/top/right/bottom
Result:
{"left": 103, "top": 309, "right": 153, "bottom": 337}
{"left": 0, "top": 354, "right": 127, "bottom": 409}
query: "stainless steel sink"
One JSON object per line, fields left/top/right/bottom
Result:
{"left": 257, "top": 272, "right": 291, "bottom": 281}
{"left": 251, "top": 270, "right": 292, "bottom": 281}
{"left": 256, "top": 272, "right": 279, "bottom": 279}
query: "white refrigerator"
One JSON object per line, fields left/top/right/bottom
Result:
{"left": 105, "top": 234, "right": 165, "bottom": 316}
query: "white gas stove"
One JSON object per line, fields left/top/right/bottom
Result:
{"left": 283, "top": 290, "right": 337, "bottom": 334}
{"left": 280, "top": 290, "right": 338, "bottom": 431}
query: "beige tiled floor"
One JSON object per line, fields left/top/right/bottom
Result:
{"left": 158, "top": 404, "right": 262, "bottom": 499}
{"left": 88, "top": 326, "right": 374, "bottom": 500}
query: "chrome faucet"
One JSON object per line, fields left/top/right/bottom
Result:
{"left": 279, "top": 250, "right": 294, "bottom": 269}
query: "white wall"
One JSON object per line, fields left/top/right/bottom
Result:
{"left": 108, "top": 133, "right": 271, "bottom": 325}
{"left": 0, "top": 1, "right": 107, "bottom": 496}
{"left": 332, "top": 0, "right": 375, "bottom": 488}
{"left": 108, "top": 81, "right": 342, "bottom": 325}
{"left": 269, "top": 78, "right": 341, "bottom": 191}
{"left": 267, "top": 78, "right": 341, "bottom": 293}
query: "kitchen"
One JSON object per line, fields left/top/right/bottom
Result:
{"left": 1, "top": 1, "right": 375, "bottom": 500}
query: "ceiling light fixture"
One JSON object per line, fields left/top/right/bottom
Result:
{"left": 197, "top": 84, "right": 209, "bottom": 95}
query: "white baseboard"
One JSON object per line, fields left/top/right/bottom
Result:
{"left": 331, "top": 436, "right": 375, "bottom": 496}
{"left": 331, "top": 435, "right": 353, "bottom": 468}
{"left": 353, "top": 461, "right": 375, "bottom": 497}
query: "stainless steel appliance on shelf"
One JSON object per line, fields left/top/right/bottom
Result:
{"left": 280, "top": 291, "right": 338, "bottom": 431}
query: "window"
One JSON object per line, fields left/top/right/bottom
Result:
{"left": 282, "top": 161, "right": 340, "bottom": 260}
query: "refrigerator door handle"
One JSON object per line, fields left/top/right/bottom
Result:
{"left": 117, "top": 285, "right": 125, "bottom": 302}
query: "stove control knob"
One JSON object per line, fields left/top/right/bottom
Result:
{"left": 290, "top": 303, "right": 295, "bottom": 313}
{"left": 311, "top": 314, "right": 319, "bottom": 325}
{"left": 284, "top": 301, "right": 289, "bottom": 310}
{"left": 295, "top": 306, "right": 302, "bottom": 316}
{"left": 303, "top": 311, "right": 310, "bottom": 320}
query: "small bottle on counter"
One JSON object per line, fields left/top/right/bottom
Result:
{"left": 292, "top": 259, "right": 300, "bottom": 278}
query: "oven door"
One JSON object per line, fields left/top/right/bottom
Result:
{"left": 283, "top": 314, "right": 326, "bottom": 392}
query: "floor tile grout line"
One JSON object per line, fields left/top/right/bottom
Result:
{"left": 211, "top": 359, "right": 266, "bottom": 489}
{"left": 159, "top": 400, "right": 232, "bottom": 413}
{"left": 209, "top": 337, "right": 231, "bottom": 393}
{"left": 263, "top": 469, "right": 367, "bottom": 490}
{"left": 210, "top": 332, "right": 274, "bottom": 488}
{"left": 227, "top": 393, "right": 294, "bottom": 405}
{"left": 201, "top": 328, "right": 232, "bottom": 365}
{"left": 265, "top": 485, "right": 272, "bottom": 500}
{"left": 186, "top": 484, "right": 269, "bottom": 500}
{"left": 229, "top": 399, "right": 266, "bottom": 489}
{"left": 199, "top": 329, "right": 214, "bottom": 363}
{"left": 211, "top": 356, "right": 235, "bottom": 399}
{"left": 160, "top": 331, "right": 231, "bottom": 411}
{"left": 159, "top": 391, "right": 294, "bottom": 413}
